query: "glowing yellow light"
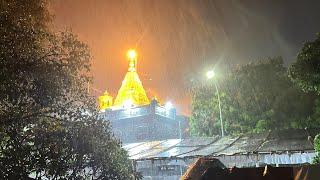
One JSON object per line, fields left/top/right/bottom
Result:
{"left": 99, "top": 48, "right": 149, "bottom": 109}
{"left": 113, "top": 49, "right": 150, "bottom": 107}
{"left": 127, "top": 49, "right": 137, "bottom": 60}
{"left": 98, "top": 91, "right": 113, "bottom": 111}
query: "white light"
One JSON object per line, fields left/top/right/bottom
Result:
{"left": 127, "top": 49, "right": 137, "bottom": 59}
{"left": 123, "top": 99, "right": 133, "bottom": 109}
{"left": 165, "top": 101, "right": 173, "bottom": 110}
{"left": 206, "top": 70, "right": 215, "bottom": 79}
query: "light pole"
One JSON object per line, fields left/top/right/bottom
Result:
{"left": 206, "top": 70, "right": 224, "bottom": 137}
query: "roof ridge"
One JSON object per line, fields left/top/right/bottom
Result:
{"left": 210, "top": 136, "right": 242, "bottom": 156}
{"left": 174, "top": 136, "right": 220, "bottom": 157}
{"left": 254, "top": 130, "right": 272, "bottom": 152}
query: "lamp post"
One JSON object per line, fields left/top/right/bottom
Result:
{"left": 206, "top": 70, "right": 224, "bottom": 137}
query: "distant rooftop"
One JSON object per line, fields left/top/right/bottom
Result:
{"left": 123, "top": 128, "right": 319, "bottom": 160}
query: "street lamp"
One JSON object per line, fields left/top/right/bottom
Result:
{"left": 206, "top": 70, "right": 215, "bottom": 79}
{"left": 206, "top": 70, "right": 224, "bottom": 137}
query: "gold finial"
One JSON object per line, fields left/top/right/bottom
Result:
{"left": 127, "top": 49, "right": 137, "bottom": 72}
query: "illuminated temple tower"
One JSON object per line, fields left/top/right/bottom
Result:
{"left": 99, "top": 49, "right": 188, "bottom": 143}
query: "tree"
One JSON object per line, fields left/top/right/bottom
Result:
{"left": 190, "top": 85, "right": 224, "bottom": 136}
{"left": 289, "top": 33, "right": 320, "bottom": 127}
{"left": 313, "top": 134, "right": 320, "bottom": 164}
{"left": 289, "top": 33, "right": 320, "bottom": 94}
{"left": 0, "top": 0, "right": 136, "bottom": 179}
{"left": 190, "top": 57, "right": 317, "bottom": 136}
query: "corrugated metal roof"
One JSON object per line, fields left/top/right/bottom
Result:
{"left": 124, "top": 129, "right": 319, "bottom": 160}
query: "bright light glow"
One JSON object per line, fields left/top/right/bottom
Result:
{"left": 127, "top": 49, "right": 137, "bottom": 59}
{"left": 123, "top": 99, "right": 133, "bottom": 109}
{"left": 165, "top": 101, "right": 173, "bottom": 110}
{"left": 206, "top": 70, "right": 215, "bottom": 79}
{"left": 113, "top": 48, "right": 150, "bottom": 107}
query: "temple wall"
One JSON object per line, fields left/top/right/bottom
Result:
{"left": 100, "top": 102, "right": 188, "bottom": 143}
{"left": 110, "top": 114, "right": 182, "bottom": 143}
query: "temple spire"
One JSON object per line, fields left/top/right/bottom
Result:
{"left": 127, "top": 49, "right": 137, "bottom": 72}
{"left": 113, "top": 49, "right": 150, "bottom": 107}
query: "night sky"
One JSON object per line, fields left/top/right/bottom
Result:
{"left": 50, "top": 0, "right": 320, "bottom": 115}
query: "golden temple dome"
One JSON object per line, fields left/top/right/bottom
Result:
{"left": 113, "top": 49, "right": 150, "bottom": 107}
{"left": 98, "top": 90, "right": 113, "bottom": 111}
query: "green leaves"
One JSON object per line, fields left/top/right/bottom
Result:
{"left": 313, "top": 134, "right": 320, "bottom": 164}
{"left": 289, "top": 33, "right": 320, "bottom": 94}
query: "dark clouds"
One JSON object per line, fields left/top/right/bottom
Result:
{"left": 50, "top": 0, "right": 320, "bottom": 115}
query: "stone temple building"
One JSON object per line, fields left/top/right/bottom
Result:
{"left": 98, "top": 49, "right": 188, "bottom": 143}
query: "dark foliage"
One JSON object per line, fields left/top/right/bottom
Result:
{"left": 0, "top": 0, "right": 136, "bottom": 179}
{"left": 190, "top": 57, "right": 318, "bottom": 136}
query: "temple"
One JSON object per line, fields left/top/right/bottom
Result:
{"left": 98, "top": 49, "right": 188, "bottom": 143}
